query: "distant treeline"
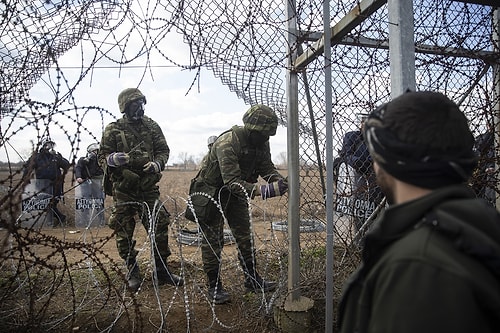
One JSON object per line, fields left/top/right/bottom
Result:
{"left": 0, "top": 162, "right": 23, "bottom": 171}
{"left": 0, "top": 161, "right": 199, "bottom": 172}
{"left": 0, "top": 162, "right": 286, "bottom": 172}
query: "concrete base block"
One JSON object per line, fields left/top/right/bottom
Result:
{"left": 273, "top": 296, "right": 315, "bottom": 333}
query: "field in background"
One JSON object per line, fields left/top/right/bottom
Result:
{"left": 0, "top": 168, "right": 357, "bottom": 333}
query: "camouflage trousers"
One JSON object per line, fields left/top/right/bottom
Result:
{"left": 198, "top": 189, "right": 256, "bottom": 275}
{"left": 108, "top": 184, "right": 171, "bottom": 262}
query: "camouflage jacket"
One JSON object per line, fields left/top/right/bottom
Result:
{"left": 98, "top": 116, "right": 169, "bottom": 176}
{"left": 198, "top": 125, "right": 283, "bottom": 197}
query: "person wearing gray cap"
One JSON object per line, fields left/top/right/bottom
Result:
{"left": 207, "top": 135, "right": 217, "bottom": 150}
{"left": 199, "top": 135, "right": 218, "bottom": 170}
{"left": 337, "top": 91, "right": 500, "bottom": 333}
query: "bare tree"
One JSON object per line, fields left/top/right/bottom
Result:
{"left": 275, "top": 151, "right": 287, "bottom": 169}
{"left": 178, "top": 152, "right": 195, "bottom": 170}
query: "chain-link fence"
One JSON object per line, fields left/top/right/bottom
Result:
{"left": 1, "top": 0, "right": 499, "bottom": 332}
{"left": 297, "top": 0, "right": 498, "bottom": 255}
{"left": 296, "top": 4, "right": 499, "bottom": 329}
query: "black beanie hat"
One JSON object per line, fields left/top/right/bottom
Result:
{"left": 363, "top": 91, "right": 478, "bottom": 189}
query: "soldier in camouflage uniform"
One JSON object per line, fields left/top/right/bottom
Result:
{"left": 189, "top": 105, "right": 288, "bottom": 304}
{"left": 199, "top": 135, "right": 218, "bottom": 170}
{"left": 99, "top": 88, "right": 183, "bottom": 292}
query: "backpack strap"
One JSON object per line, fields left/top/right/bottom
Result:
{"left": 117, "top": 118, "right": 153, "bottom": 156}
{"left": 119, "top": 130, "right": 130, "bottom": 152}
{"left": 230, "top": 125, "right": 257, "bottom": 180}
{"left": 230, "top": 125, "right": 247, "bottom": 150}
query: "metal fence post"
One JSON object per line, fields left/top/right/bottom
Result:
{"left": 388, "top": 0, "right": 416, "bottom": 96}
{"left": 324, "top": 0, "right": 335, "bottom": 330}
{"left": 286, "top": 0, "right": 301, "bottom": 303}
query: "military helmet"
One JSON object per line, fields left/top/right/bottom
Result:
{"left": 118, "top": 88, "right": 146, "bottom": 113}
{"left": 87, "top": 143, "right": 99, "bottom": 153}
{"left": 207, "top": 135, "right": 218, "bottom": 146}
{"left": 40, "top": 136, "right": 55, "bottom": 148}
{"left": 242, "top": 105, "right": 278, "bottom": 136}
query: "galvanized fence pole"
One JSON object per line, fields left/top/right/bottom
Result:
{"left": 286, "top": 0, "right": 301, "bottom": 302}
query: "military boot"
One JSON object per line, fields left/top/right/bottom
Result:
{"left": 207, "top": 271, "right": 231, "bottom": 304}
{"left": 156, "top": 262, "right": 184, "bottom": 286}
{"left": 52, "top": 205, "right": 66, "bottom": 227}
{"left": 244, "top": 271, "right": 276, "bottom": 293}
{"left": 241, "top": 259, "right": 277, "bottom": 293}
{"left": 126, "top": 260, "right": 142, "bottom": 292}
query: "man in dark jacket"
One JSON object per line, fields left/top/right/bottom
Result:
{"left": 187, "top": 105, "right": 287, "bottom": 304}
{"left": 337, "top": 115, "right": 383, "bottom": 234}
{"left": 23, "top": 137, "right": 70, "bottom": 225}
{"left": 75, "top": 143, "right": 104, "bottom": 183}
{"left": 337, "top": 91, "right": 500, "bottom": 333}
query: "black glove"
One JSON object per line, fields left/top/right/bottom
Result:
{"left": 143, "top": 161, "right": 161, "bottom": 173}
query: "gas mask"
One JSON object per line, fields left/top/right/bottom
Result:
{"left": 125, "top": 99, "right": 145, "bottom": 121}
{"left": 43, "top": 142, "right": 56, "bottom": 154}
{"left": 86, "top": 150, "right": 98, "bottom": 161}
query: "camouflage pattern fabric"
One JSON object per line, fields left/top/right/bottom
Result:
{"left": 98, "top": 115, "right": 171, "bottom": 262}
{"left": 118, "top": 88, "right": 146, "bottom": 113}
{"left": 195, "top": 124, "right": 284, "bottom": 275}
{"left": 199, "top": 126, "right": 281, "bottom": 196}
{"left": 199, "top": 188, "right": 255, "bottom": 274}
{"left": 242, "top": 104, "right": 278, "bottom": 136}
{"left": 108, "top": 186, "right": 171, "bottom": 261}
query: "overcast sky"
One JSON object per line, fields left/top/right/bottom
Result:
{"left": 1, "top": 2, "right": 288, "bottom": 166}
{"left": 50, "top": 69, "right": 285, "bottom": 164}
{"left": 2, "top": 52, "right": 287, "bottom": 166}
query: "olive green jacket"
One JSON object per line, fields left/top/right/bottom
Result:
{"left": 98, "top": 116, "right": 169, "bottom": 187}
{"left": 338, "top": 184, "right": 500, "bottom": 333}
{"left": 198, "top": 125, "right": 283, "bottom": 198}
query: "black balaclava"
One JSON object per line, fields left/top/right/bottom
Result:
{"left": 248, "top": 130, "right": 269, "bottom": 148}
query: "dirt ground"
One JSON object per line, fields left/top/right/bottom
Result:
{"left": 1, "top": 168, "right": 335, "bottom": 333}
{"left": 0, "top": 223, "right": 285, "bottom": 332}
